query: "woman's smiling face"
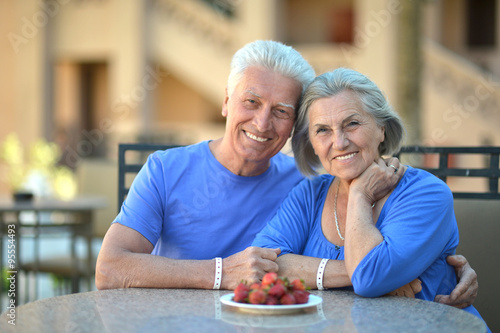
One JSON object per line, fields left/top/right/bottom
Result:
{"left": 308, "top": 90, "right": 385, "bottom": 181}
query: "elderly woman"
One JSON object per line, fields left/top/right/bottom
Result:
{"left": 252, "top": 68, "right": 488, "bottom": 326}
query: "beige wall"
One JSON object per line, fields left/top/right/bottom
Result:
{"left": 0, "top": 1, "right": 18, "bottom": 140}
{"left": 154, "top": 73, "right": 222, "bottom": 124}
{"left": 51, "top": 0, "right": 113, "bottom": 58}
{"left": 350, "top": 0, "right": 398, "bottom": 108}
{"left": 0, "top": 0, "right": 47, "bottom": 145}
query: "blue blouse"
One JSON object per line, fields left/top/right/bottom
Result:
{"left": 253, "top": 166, "right": 488, "bottom": 327}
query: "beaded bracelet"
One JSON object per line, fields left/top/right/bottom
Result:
{"left": 213, "top": 257, "right": 222, "bottom": 290}
{"left": 316, "top": 258, "right": 329, "bottom": 290}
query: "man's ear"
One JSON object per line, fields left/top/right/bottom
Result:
{"left": 221, "top": 87, "right": 229, "bottom": 117}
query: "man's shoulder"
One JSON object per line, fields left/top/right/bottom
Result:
{"left": 150, "top": 141, "right": 208, "bottom": 161}
{"left": 272, "top": 151, "right": 299, "bottom": 169}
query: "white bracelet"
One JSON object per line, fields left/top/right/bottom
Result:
{"left": 317, "top": 258, "right": 329, "bottom": 290}
{"left": 213, "top": 257, "right": 222, "bottom": 290}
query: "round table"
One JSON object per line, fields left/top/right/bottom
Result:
{"left": 0, "top": 288, "right": 486, "bottom": 332}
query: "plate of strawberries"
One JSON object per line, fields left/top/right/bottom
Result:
{"left": 220, "top": 272, "right": 322, "bottom": 314}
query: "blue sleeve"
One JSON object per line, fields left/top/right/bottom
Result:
{"left": 252, "top": 178, "right": 316, "bottom": 255}
{"left": 351, "top": 175, "right": 458, "bottom": 297}
{"left": 114, "top": 152, "right": 167, "bottom": 246}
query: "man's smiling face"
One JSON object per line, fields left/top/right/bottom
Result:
{"left": 222, "top": 66, "right": 302, "bottom": 166}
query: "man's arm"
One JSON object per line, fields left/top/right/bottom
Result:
{"left": 95, "top": 223, "right": 280, "bottom": 290}
{"left": 435, "top": 254, "right": 478, "bottom": 308}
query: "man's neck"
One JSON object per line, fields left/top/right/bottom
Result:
{"left": 208, "top": 138, "right": 271, "bottom": 177}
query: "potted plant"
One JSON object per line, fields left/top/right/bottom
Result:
{"left": 0, "top": 133, "right": 77, "bottom": 201}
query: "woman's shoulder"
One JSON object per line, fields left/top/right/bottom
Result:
{"left": 398, "top": 166, "right": 453, "bottom": 198}
{"left": 298, "top": 173, "right": 334, "bottom": 187}
{"left": 403, "top": 166, "right": 446, "bottom": 185}
{"left": 291, "top": 174, "right": 334, "bottom": 197}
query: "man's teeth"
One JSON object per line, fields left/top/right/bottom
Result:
{"left": 336, "top": 152, "right": 356, "bottom": 160}
{"left": 245, "top": 132, "right": 268, "bottom": 142}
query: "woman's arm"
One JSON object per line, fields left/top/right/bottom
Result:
{"left": 346, "top": 168, "right": 458, "bottom": 297}
{"left": 276, "top": 254, "right": 351, "bottom": 289}
{"left": 344, "top": 159, "right": 402, "bottom": 277}
{"left": 277, "top": 253, "right": 424, "bottom": 297}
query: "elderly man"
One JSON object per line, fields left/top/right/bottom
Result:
{"left": 96, "top": 41, "right": 477, "bottom": 308}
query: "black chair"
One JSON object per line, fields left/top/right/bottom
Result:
{"left": 395, "top": 146, "right": 500, "bottom": 200}
{"left": 118, "top": 144, "right": 500, "bottom": 204}
{"left": 118, "top": 143, "right": 181, "bottom": 212}
{"left": 395, "top": 146, "right": 500, "bottom": 328}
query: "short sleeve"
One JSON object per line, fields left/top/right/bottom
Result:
{"left": 114, "top": 152, "right": 167, "bottom": 246}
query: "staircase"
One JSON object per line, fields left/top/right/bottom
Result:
{"left": 422, "top": 39, "right": 500, "bottom": 146}
{"left": 149, "top": 0, "right": 239, "bottom": 105}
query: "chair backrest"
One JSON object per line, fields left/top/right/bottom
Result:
{"left": 118, "top": 144, "right": 500, "bottom": 211}
{"left": 395, "top": 146, "right": 500, "bottom": 200}
{"left": 118, "top": 143, "right": 181, "bottom": 212}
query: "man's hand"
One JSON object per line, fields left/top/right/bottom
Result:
{"left": 221, "top": 247, "right": 281, "bottom": 290}
{"left": 387, "top": 279, "right": 422, "bottom": 298}
{"left": 434, "top": 254, "right": 478, "bottom": 308}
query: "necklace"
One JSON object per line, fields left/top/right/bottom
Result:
{"left": 334, "top": 180, "right": 344, "bottom": 241}
{"left": 334, "top": 180, "right": 376, "bottom": 242}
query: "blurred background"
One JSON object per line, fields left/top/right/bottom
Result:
{"left": 0, "top": 0, "right": 499, "bottom": 330}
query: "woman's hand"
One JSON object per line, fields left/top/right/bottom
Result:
{"left": 350, "top": 157, "right": 404, "bottom": 205}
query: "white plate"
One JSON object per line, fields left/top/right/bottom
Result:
{"left": 220, "top": 293, "right": 322, "bottom": 315}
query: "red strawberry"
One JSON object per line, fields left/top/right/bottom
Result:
{"left": 280, "top": 293, "right": 296, "bottom": 305}
{"left": 290, "top": 279, "right": 306, "bottom": 291}
{"left": 233, "top": 283, "right": 250, "bottom": 303}
{"left": 249, "top": 290, "right": 266, "bottom": 304}
{"left": 233, "top": 289, "right": 248, "bottom": 303}
{"left": 265, "top": 296, "right": 279, "bottom": 305}
{"left": 275, "top": 277, "right": 287, "bottom": 286}
{"left": 234, "top": 282, "right": 250, "bottom": 293}
{"left": 292, "top": 290, "right": 309, "bottom": 304}
{"left": 268, "top": 284, "right": 286, "bottom": 298}
{"left": 261, "top": 272, "right": 278, "bottom": 286}
{"left": 249, "top": 282, "right": 261, "bottom": 291}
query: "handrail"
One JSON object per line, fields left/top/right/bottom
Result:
{"left": 395, "top": 146, "right": 500, "bottom": 200}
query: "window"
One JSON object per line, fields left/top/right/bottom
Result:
{"left": 467, "top": 0, "right": 496, "bottom": 47}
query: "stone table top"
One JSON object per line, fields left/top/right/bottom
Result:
{"left": 0, "top": 288, "right": 486, "bottom": 332}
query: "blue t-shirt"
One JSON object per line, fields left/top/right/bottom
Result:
{"left": 114, "top": 140, "right": 303, "bottom": 259}
{"left": 252, "top": 167, "right": 488, "bottom": 327}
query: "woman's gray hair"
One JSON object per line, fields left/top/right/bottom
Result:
{"left": 227, "top": 40, "right": 315, "bottom": 98}
{"left": 292, "top": 67, "right": 405, "bottom": 177}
